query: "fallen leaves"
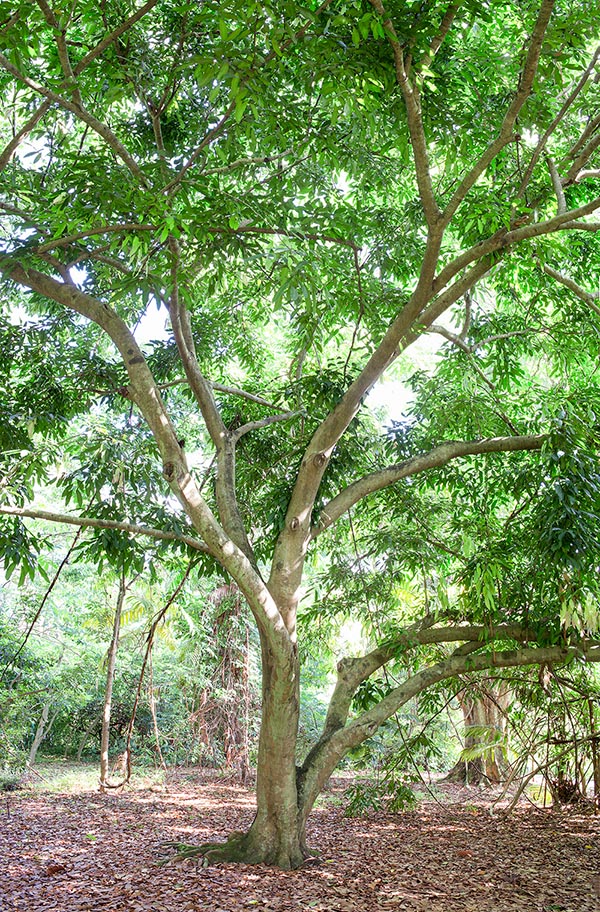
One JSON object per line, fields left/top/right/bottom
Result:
{"left": 1, "top": 769, "right": 599, "bottom": 911}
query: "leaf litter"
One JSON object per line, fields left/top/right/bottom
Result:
{"left": 1, "top": 768, "right": 600, "bottom": 912}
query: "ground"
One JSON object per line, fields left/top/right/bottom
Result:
{"left": 2, "top": 764, "right": 600, "bottom": 912}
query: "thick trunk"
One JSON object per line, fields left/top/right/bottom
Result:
{"left": 169, "top": 636, "right": 307, "bottom": 869}
{"left": 241, "top": 639, "right": 303, "bottom": 867}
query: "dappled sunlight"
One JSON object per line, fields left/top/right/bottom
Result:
{"left": 3, "top": 768, "right": 600, "bottom": 911}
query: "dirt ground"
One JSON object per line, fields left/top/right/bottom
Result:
{"left": 2, "top": 766, "right": 600, "bottom": 912}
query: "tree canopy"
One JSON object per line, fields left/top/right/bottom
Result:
{"left": 0, "top": 0, "right": 600, "bottom": 869}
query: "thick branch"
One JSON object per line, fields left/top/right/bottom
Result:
{"left": 0, "top": 256, "right": 287, "bottom": 646}
{"left": 339, "top": 643, "right": 600, "bottom": 753}
{"left": 312, "top": 434, "right": 545, "bottom": 537}
{"left": 546, "top": 156, "right": 566, "bottom": 214}
{"left": 433, "top": 196, "right": 600, "bottom": 295}
{"left": 322, "top": 623, "right": 532, "bottom": 736}
{"left": 297, "top": 641, "right": 600, "bottom": 817}
{"left": 165, "top": 244, "right": 253, "bottom": 560}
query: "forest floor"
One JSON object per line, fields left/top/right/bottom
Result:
{"left": 2, "top": 763, "right": 600, "bottom": 912}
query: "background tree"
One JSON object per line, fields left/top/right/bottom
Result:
{"left": 0, "top": 0, "right": 599, "bottom": 869}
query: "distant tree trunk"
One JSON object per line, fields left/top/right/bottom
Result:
{"left": 446, "top": 680, "right": 510, "bottom": 784}
{"left": 195, "top": 584, "right": 252, "bottom": 781}
{"left": 76, "top": 719, "right": 97, "bottom": 762}
{"left": 27, "top": 702, "right": 56, "bottom": 768}
{"left": 148, "top": 656, "right": 167, "bottom": 773}
{"left": 99, "top": 573, "right": 126, "bottom": 790}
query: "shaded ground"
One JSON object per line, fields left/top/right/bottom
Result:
{"left": 2, "top": 764, "right": 600, "bottom": 912}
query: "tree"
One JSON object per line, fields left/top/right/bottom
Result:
{"left": 0, "top": 0, "right": 599, "bottom": 869}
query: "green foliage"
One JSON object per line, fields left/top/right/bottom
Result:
{"left": 0, "top": 0, "right": 599, "bottom": 840}
{"left": 344, "top": 772, "right": 417, "bottom": 817}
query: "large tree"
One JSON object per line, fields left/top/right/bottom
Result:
{"left": 0, "top": 0, "right": 600, "bottom": 868}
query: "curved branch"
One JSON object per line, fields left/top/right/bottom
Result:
{"left": 297, "top": 640, "right": 600, "bottom": 818}
{"left": 312, "top": 434, "right": 546, "bottom": 538}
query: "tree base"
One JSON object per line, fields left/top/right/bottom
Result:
{"left": 159, "top": 828, "right": 310, "bottom": 870}
{"left": 443, "top": 758, "right": 505, "bottom": 786}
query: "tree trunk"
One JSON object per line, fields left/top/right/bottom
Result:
{"left": 99, "top": 573, "right": 126, "bottom": 790}
{"left": 446, "top": 681, "right": 510, "bottom": 784}
{"left": 76, "top": 719, "right": 97, "bottom": 762}
{"left": 27, "top": 702, "right": 52, "bottom": 768}
{"left": 173, "top": 636, "right": 306, "bottom": 869}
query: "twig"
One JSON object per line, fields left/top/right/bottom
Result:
{"left": 0, "top": 527, "right": 82, "bottom": 684}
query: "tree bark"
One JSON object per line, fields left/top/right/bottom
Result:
{"left": 178, "top": 637, "right": 306, "bottom": 869}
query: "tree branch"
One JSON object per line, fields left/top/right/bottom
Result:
{"left": 433, "top": 196, "right": 600, "bottom": 296}
{"left": 298, "top": 638, "right": 600, "bottom": 819}
{"left": 0, "top": 100, "right": 52, "bottom": 172}
{"left": 0, "top": 505, "right": 209, "bottom": 553}
{"left": 232, "top": 410, "right": 304, "bottom": 443}
{"left": 312, "top": 434, "right": 546, "bottom": 538}
{"left": 564, "top": 131, "right": 600, "bottom": 184}
{"left": 164, "top": 240, "right": 254, "bottom": 560}
{"left": 369, "top": 0, "right": 441, "bottom": 227}
{"left": 420, "top": 3, "right": 461, "bottom": 71}
{"left": 541, "top": 263, "right": 600, "bottom": 316}
{"left": 0, "top": 257, "right": 290, "bottom": 648}
{"left": 546, "top": 156, "right": 566, "bottom": 214}
{"left": 442, "top": 0, "right": 556, "bottom": 223}
{"left": 0, "top": 52, "right": 148, "bottom": 186}
{"left": 73, "top": 0, "right": 160, "bottom": 75}
{"left": 36, "top": 0, "right": 82, "bottom": 106}
{"left": 34, "top": 223, "right": 155, "bottom": 253}
{"left": 517, "top": 44, "right": 600, "bottom": 197}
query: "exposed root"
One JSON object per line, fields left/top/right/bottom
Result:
{"left": 158, "top": 831, "right": 252, "bottom": 866}
{"left": 157, "top": 829, "right": 307, "bottom": 869}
